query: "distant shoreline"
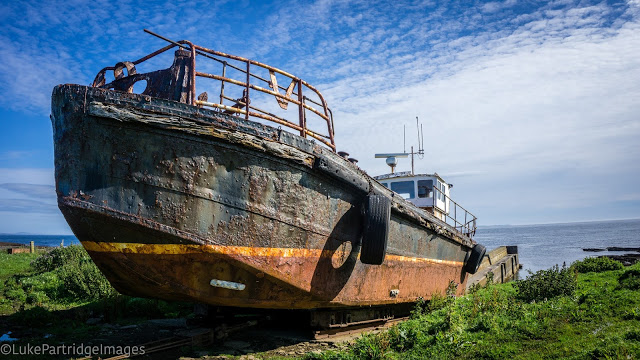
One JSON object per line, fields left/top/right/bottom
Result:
{"left": 479, "top": 217, "right": 640, "bottom": 228}
{"left": 0, "top": 235, "right": 80, "bottom": 248}
{"left": 0, "top": 241, "right": 53, "bottom": 249}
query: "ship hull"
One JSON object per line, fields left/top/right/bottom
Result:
{"left": 52, "top": 84, "right": 473, "bottom": 309}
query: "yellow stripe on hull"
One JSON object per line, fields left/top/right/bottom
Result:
{"left": 81, "top": 241, "right": 464, "bottom": 267}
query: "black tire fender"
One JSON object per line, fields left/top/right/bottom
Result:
{"left": 360, "top": 193, "right": 391, "bottom": 265}
{"left": 464, "top": 244, "right": 486, "bottom": 274}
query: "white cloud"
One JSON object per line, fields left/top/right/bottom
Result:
{"left": 0, "top": 168, "right": 54, "bottom": 185}
{"left": 0, "top": 151, "right": 35, "bottom": 160}
{"left": 1, "top": 0, "right": 639, "bottom": 227}
{"left": 0, "top": 199, "right": 58, "bottom": 213}
{"left": 0, "top": 169, "right": 62, "bottom": 231}
{"left": 0, "top": 183, "right": 56, "bottom": 199}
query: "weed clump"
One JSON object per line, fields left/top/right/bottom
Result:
{"left": 618, "top": 269, "right": 640, "bottom": 290}
{"left": 8, "top": 245, "right": 116, "bottom": 303}
{"left": 31, "top": 245, "right": 88, "bottom": 273}
{"left": 513, "top": 264, "right": 576, "bottom": 302}
{"left": 571, "top": 257, "right": 624, "bottom": 273}
{"left": 57, "top": 258, "right": 115, "bottom": 300}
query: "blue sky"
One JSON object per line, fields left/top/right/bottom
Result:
{"left": 1, "top": 0, "right": 639, "bottom": 234}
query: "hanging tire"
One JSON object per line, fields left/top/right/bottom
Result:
{"left": 464, "top": 244, "right": 486, "bottom": 274}
{"left": 360, "top": 193, "right": 391, "bottom": 265}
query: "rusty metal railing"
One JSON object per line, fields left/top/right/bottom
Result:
{"left": 432, "top": 187, "right": 477, "bottom": 237}
{"left": 92, "top": 30, "right": 336, "bottom": 151}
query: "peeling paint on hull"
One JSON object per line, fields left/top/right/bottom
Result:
{"left": 51, "top": 84, "right": 475, "bottom": 309}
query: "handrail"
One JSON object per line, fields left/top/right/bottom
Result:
{"left": 432, "top": 187, "right": 477, "bottom": 237}
{"left": 92, "top": 31, "right": 336, "bottom": 151}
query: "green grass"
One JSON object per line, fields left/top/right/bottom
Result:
{"left": 4, "top": 247, "right": 640, "bottom": 359}
{"left": 0, "top": 245, "right": 192, "bottom": 318}
{"left": 0, "top": 251, "right": 44, "bottom": 313}
{"left": 0, "top": 245, "right": 119, "bottom": 315}
{"left": 571, "top": 256, "right": 625, "bottom": 273}
{"left": 304, "top": 262, "right": 640, "bottom": 360}
{"left": 0, "top": 251, "right": 42, "bottom": 279}
{"left": 0, "top": 244, "right": 193, "bottom": 359}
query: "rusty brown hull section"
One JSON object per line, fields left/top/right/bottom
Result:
{"left": 61, "top": 199, "right": 466, "bottom": 308}
{"left": 52, "top": 84, "right": 473, "bottom": 309}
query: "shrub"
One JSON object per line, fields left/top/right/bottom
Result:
{"left": 57, "top": 260, "right": 116, "bottom": 300}
{"left": 625, "top": 329, "right": 640, "bottom": 341}
{"left": 31, "top": 245, "right": 90, "bottom": 273}
{"left": 618, "top": 269, "right": 640, "bottom": 290}
{"left": 571, "top": 257, "right": 623, "bottom": 273}
{"left": 513, "top": 264, "right": 576, "bottom": 302}
{"left": 19, "top": 272, "right": 63, "bottom": 299}
{"left": 351, "top": 332, "right": 387, "bottom": 360}
{"left": 426, "top": 292, "right": 450, "bottom": 313}
{"left": 27, "top": 245, "right": 116, "bottom": 301}
{"left": 5, "top": 288, "right": 27, "bottom": 302}
{"left": 26, "top": 291, "right": 50, "bottom": 305}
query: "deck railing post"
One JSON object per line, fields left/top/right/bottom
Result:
{"left": 297, "top": 79, "right": 305, "bottom": 138}
{"left": 188, "top": 42, "right": 196, "bottom": 106}
{"left": 220, "top": 61, "right": 226, "bottom": 105}
{"left": 245, "top": 62, "right": 250, "bottom": 120}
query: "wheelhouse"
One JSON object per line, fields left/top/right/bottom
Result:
{"left": 375, "top": 172, "right": 450, "bottom": 219}
{"left": 375, "top": 171, "right": 476, "bottom": 237}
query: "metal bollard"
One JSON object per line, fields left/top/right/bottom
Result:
{"left": 30, "top": 241, "right": 35, "bottom": 253}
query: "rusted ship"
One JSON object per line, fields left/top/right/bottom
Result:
{"left": 51, "top": 31, "right": 485, "bottom": 314}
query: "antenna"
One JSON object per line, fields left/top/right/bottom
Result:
{"left": 419, "top": 121, "right": 424, "bottom": 159}
{"left": 416, "top": 116, "right": 419, "bottom": 145}
{"left": 415, "top": 116, "right": 425, "bottom": 159}
{"left": 375, "top": 117, "right": 425, "bottom": 174}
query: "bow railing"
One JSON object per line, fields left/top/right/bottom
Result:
{"left": 92, "top": 30, "right": 336, "bottom": 150}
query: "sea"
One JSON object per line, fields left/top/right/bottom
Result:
{"left": 475, "top": 218, "right": 640, "bottom": 275}
{"left": 1, "top": 219, "right": 638, "bottom": 275}
{"left": 0, "top": 234, "right": 80, "bottom": 248}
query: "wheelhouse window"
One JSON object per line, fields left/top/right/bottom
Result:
{"left": 417, "top": 180, "right": 433, "bottom": 198}
{"left": 381, "top": 182, "right": 388, "bottom": 188}
{"left": 390, "top": 181, "right": 415, "bottom": 199}
{"left": 436, "top": 180, "right": 445, "bottom": 201}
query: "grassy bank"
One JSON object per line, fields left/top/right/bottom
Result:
{"left": 0, "top": 246, "right": 192, "bottom": 344}
{"left": 307, "top": 259, "right": 640, "bottom": 360}
{"left": 2, "top": 247, "right": 640, "bottom": 359}
{"left": 0, "top": 246, "right": 117, "bottom": 314}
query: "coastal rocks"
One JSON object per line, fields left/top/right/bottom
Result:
{"left": 599, "top": 254, "right": 640, "bottom": 266}
{"left": 583, "top": 247, "right": 640, "bottom": 252}
{"left": 581, "top": 246, "right": 640, "bottom": 266}
{"left": 607, "top": 247, "right": 640, "bottom": 252}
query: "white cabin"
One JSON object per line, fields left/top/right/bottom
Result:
{"left": 374, "top": 171, "right": 451, "bottom": 222}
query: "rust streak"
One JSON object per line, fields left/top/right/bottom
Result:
{"left": 81, "top": 241, "right": 465, "bottom": 266}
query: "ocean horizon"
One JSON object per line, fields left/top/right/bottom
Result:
{"left": 474, "top": 218, "right": 640, "bottom": 274}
